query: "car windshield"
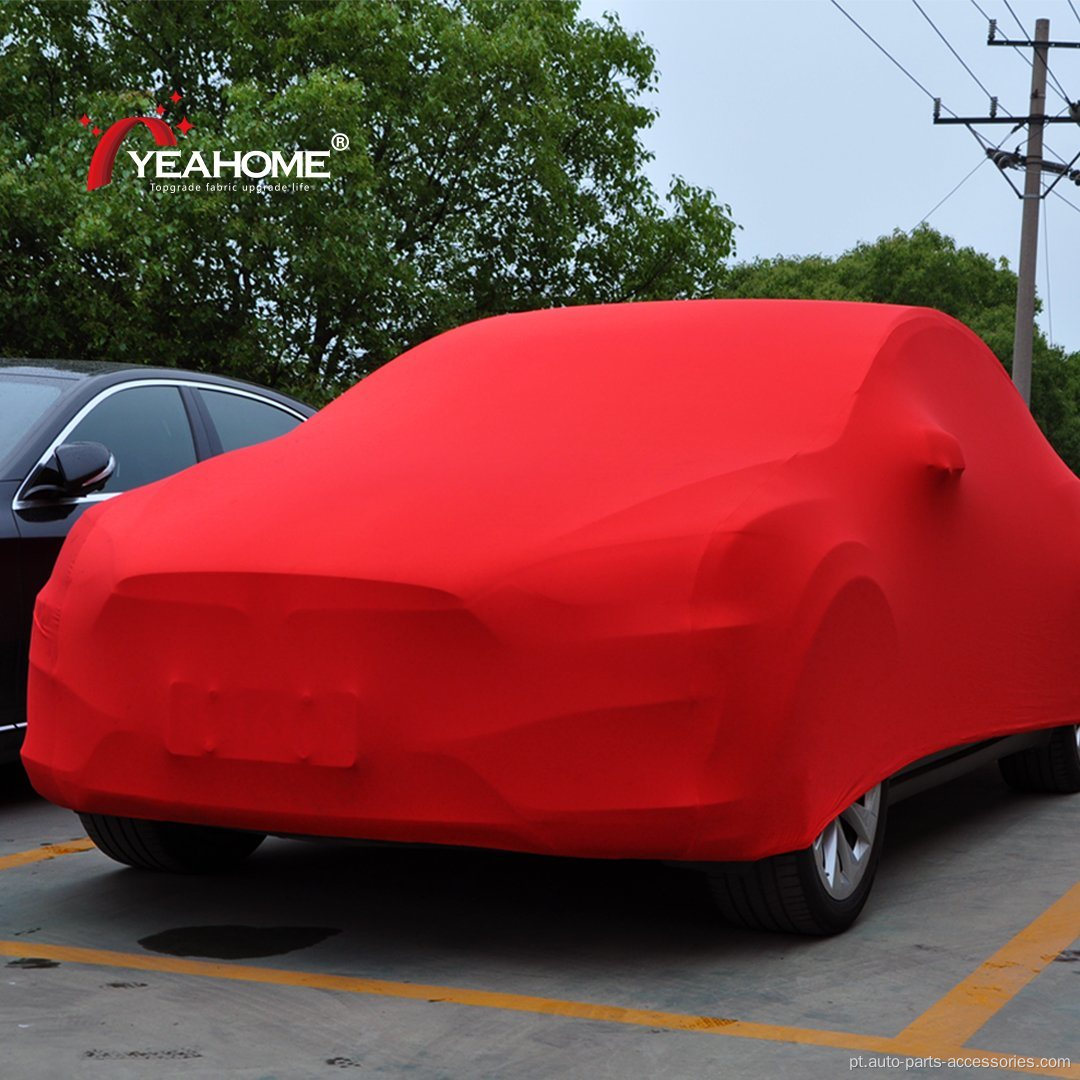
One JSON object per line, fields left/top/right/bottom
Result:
{"left": 0, "top": 375, "right": 66, "bottom": 464}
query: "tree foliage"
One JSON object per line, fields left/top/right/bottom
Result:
{"left": 722, "top": 227, "right": 1080, "bottom": 473}
{"left": 0, "top": 0, "right": 737, "bottom": 399}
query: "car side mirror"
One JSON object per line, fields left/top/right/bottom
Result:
{"left": 22, "top": 441, "right": 116, "bottom": 501}
{"left": 922, "top": 425, "right": 965, "bottom": 478}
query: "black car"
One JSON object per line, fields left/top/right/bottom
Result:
{"left": 1, "top": 359, "right": 315, "bottom": 761}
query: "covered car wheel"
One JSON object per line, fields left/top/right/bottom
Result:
{"left": 998, "top": 724, "right": 1080, "bottom": 794}
{"left": 79, "top": 813, "right": 265, "bottom": 873}
{"left": 707, "top": 783, "right": 886, "bottom": 935}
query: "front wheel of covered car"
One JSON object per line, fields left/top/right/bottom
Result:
{"left": 998, "top": 724, "right": 1080, "bottom": 794}
{"left": 706, "top": 783, "right": 887, "bottom": 935}
{"left": 79, "top": 813, "right": 266, "bottom": 873}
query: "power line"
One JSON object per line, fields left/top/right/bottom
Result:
{"left": 912, "top": 0, "right": 997, "bottom": 102}
{"left": 966, "top": 1, "right": 1073, "bottom": 164}
{"left": 971, "top": 0, "right": 1071, "bottom": 106}
{"left": 1044, "top": 62, "right": 1070, "bottom": 106}
{"left": 1049, "top": 185, "right": 1080, "bottom": 216}
{"left": 992, "top": 107, "right": 1071, "bottom": 167}
{"left": 832, "top": 2, "right": 1024, "bottom": 167}
{"left": 1070, "top": 0, "right": 1080, "bottom": 32}
{"left": 836, "top": 3, "right": 1075, "bottom": 205}
{"left": 1043, "top": 103, "right": 1074, "bottom": 165}
{"left": 977, "top": 0, "right": 1035, "bottom": 71}
{"left": 911, "top": 0, "right": 1032, "bottom": 159}
{"left": 1001, "top": 0, "right": 1028, "bottom": 36}
{"left": 831, "top": 0, "right": 957, "bottom": 113}
{"left": 912, "top": 156, "right": 990, "bottom": 229}
{"left": 1000, "top": 0, "right": 1072, "bottom": 103}
{"left": 833, "top": 0, "right": 1067, "bottom": 166}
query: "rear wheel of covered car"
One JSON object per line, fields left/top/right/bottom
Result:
{"left": 998, "top": 724, "right": 1080, "bottom": 794}
{"left": 79, "top": 813, "right": 265, "bottom": 873}
{"left": 706, "top": 783, "right": 887, "bottom": 936}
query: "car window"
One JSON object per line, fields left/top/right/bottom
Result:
{"left": 0, "top": 377, "right": 65, "bottom": 463}
{"left": 197, "top": 388, "right": 302, "bottom": 453}
{"left": 66, "top": 385, "right": 197, "bottom": 493}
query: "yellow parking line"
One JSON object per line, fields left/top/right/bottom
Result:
{"left": 0, "top": 940, "right": 1077, "bottom": 1077}
{"left": 0, "top": 938, "right": 896, "bottom": 1052}
{"left": 898, "top": 881, "right": 1080, "bottom": 1049}
{"left": 1, "top": 843, "right": 1077, "bottom": 1074}
{"left": 0, "top": 838, "right": 95, "bottom": 872}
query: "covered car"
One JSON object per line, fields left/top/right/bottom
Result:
{"left": 22, "top": 301, "right": 1080, "bottom": 934}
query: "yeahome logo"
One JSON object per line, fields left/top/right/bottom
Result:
{"left": 126, "top": 147, "right": 331, "bottom": 183}
{"left": 81, "top": 90, "right": 343, "bottom": 194}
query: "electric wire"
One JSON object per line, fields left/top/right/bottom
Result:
{"left": 1038, "top": 143, "right": 1080, "bottom": 199}
{"left": 912, "top": 0, "right": 997, "bottom": 102}
{"left": 1000, "top": 0, "right": 1072, "bottom": 104}
{"left": 1043, "top": 102, "right": 1075, "bottom": 165}
{"left": 836, "top": 0, "right": 1078, "bottom": 216}
{"left": 966, "top": 2, "right": 1073, "bottom": 167}
{"left": 972, "top": 0, "right": 1034, "bottom": 73}
{"left": 946, "top": 0, "right": 1066, "bottom": 153}
{"left": 912, "top": 155, "right": 991, "bottom": 229}
{"left": 831, "top": 0, "right": 1041, "bottom": 166}
{"left": 914, "top": 0, "right": 1027, "bottom": 159}
{"left": 971, "top": 0, "right": 1071, "bottom": 107}
{"left": 1043, "top": 61, "right": 1070, "bottom": 108}
{"left": 830, "top": 0, "right": 1015, "bottom": 171}
{"left": 1049, "top": 185, "right": 1080, "bottom": 217}
{"left": 837, "top": 0, "right": 1077, "bottom": 353}
{"left": 1026, "top": 103, "right": 1072, "bottom": 168}
{"left": 1001, "top": 0, "right": 1027, "bottom": 36}
{"left": 831, "top": 0, "right": 958, "bottom": 113}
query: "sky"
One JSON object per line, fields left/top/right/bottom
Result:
{"left": 576, "top": 0, "right": 1080, "bottom": 352}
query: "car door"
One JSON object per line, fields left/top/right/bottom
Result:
{"left": 12, "top": 382, "right": 201, "bottom": 717}
{"left": 0, "top": 486, "right": 25, "bottom": 748}
{"left": 190, "top": 386, "right": 305, "bottom": 454}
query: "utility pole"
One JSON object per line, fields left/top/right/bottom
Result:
{"left": 932, "top": 17, "right": 1080, "bottom": 409}
{"left": 1011, "top": 19, "right": 1049, "bottom": 405}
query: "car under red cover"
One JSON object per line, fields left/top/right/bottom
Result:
{"left": 22, "top": 300, "right": 1080, "bottom": 933}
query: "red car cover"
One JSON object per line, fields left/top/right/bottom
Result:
{"left": 22, "top": 301, "right": 1080, "bottom": 861}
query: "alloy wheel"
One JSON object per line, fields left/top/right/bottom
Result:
{"left": 811, "top": 784, "right": 882, "bottom": 900}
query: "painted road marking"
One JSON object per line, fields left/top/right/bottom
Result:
{"left": 0, "top": 838, "right": 94, "bottom": 872}
{"left": 899, "top": 882, "right": 1080, "bottom": 1048}
{"left": 0, "top": 938, "right": 894, "bottom": 1050}
{"left": 0, "top": 840, "right": 1076, "bottom": 1075}
{"left": 0, "top": 939, "right": 1075, "bottom": 1077}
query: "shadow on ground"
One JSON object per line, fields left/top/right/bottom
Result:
{"left": 8, "top": 761, "right": 1047, "bottom": 976}
{"left": 0, "top": 762, "right": 37, "bottom": 807}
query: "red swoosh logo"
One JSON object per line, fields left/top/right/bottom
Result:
{"left": 86, "top": 116, "right": 177, "bottom": 192}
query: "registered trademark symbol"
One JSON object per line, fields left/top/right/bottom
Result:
{"left": 331, "top": 132, "right": 349, "bottom": 151}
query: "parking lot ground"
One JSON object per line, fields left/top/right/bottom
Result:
{"left": 1, "top": 762, "right": 1077, "bottom": 1080}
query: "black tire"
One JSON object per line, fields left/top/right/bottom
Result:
{"left": 706, "top": 783, "right": 888, "bottom": 936}
{"left": 79, "top": 813, "right": 265, "bottom": 873}
{"left": 998, "top": 724, "right": 1080, "bottom": 794}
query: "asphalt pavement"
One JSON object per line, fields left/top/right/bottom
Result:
{"left": 0, "top": 761, "right": 1076, "bottom": 1080}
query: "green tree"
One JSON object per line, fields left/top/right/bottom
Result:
{"left": 722, "top": 226, "right": 1080, "bottom": 473}
{"left": 0, "top": 0, "right": 737, "bottom": 400}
